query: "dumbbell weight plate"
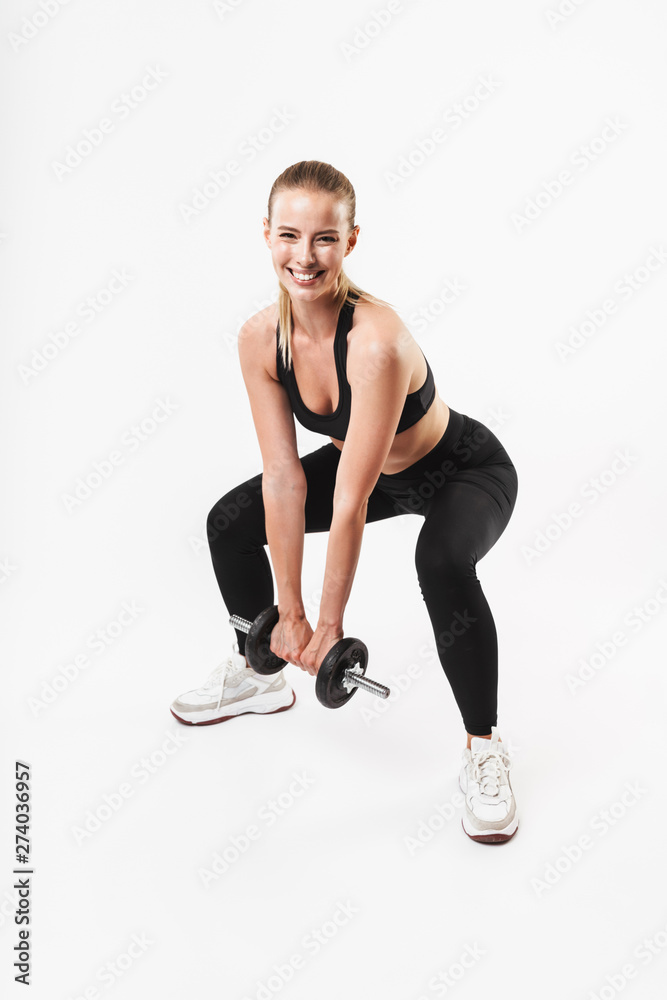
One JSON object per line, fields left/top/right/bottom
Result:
{"left": 315, "top": 637, "right": 368, "bottom": 709}
{"left": 245, "top": 605, "right": 286, "bottom": 675}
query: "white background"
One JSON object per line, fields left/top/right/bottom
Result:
{"left": 2, "top": 1, "right": 667, "bottom": 998}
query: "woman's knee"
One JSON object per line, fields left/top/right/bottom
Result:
{"left": 206, "top": 482, "right": 264, "bottom": 551}
{"left": 415, "top": 534, "right": 477, "bottom": 590}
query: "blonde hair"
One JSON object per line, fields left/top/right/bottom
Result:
{"left": 267, "top": 160, "right": 391, "bottom": 371}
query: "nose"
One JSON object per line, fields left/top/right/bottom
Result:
{"left": 296, "top": 238, "right": 316, "bottom": 266}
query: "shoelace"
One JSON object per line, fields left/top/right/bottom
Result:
{"left": 200, "top": 655, "right": 248, "bottom": 711}
{"left": 470, "top": 745, "right": 512, "bottom": 797}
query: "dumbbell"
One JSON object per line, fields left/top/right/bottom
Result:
{"left": 228, "top": 605, "right": 391, "bottom": 709}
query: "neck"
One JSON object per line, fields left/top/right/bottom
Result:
{"left": 289, "top": 291, "right": 341, "bottom": 344}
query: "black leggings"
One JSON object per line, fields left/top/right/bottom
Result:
{"left": 206, "top": 407, "right": 518, "bottom": 735}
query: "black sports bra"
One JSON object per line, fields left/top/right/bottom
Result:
{"left": 275, "top": 295, "right": 436, "bottom": 440}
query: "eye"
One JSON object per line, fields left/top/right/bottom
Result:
{"left": 278, "top": 233, "right": 337, "bottom": 242}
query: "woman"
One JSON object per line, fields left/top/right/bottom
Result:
{"left": 170, "top": 161, "right": 520, "bottom": 844}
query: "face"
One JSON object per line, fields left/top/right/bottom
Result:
{"left": 263, "top": 188, "right": 359, "bottom": 299}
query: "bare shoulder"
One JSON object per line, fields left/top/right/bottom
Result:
{"left": 238, "top": 301, "right": 280, "bottom": 379}
{"left": 350, "top": 296, "right": 411, "bottom": 350}
{"left": 349, "top": 296, "right": 425, "bottom": 393}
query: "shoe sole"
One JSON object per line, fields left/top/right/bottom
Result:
{"left": 170, "top": 689, "right": 296, "bottom": 726}
{"left": 460, "top": 816, "right": 519, "bottom": 844}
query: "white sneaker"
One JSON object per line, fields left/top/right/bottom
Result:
{"left": 170, "top": 643, "right": 296, "bottom": 726}
{"left": 459, "top": 726, "right": 519, "bottom": 843}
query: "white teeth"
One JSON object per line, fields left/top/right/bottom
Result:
{"left": 291, "top": 270, "right": 320, "bottom": 282}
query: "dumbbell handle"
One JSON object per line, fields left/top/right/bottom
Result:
{"left": 229, "top": 614, "right": 390, "bottom": 700}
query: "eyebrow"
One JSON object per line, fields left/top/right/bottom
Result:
{"left": 276, "top": 226, "right": 340, "bottom": 235}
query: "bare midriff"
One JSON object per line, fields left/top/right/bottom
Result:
{"left": 329, "top": 395, "right": 450, "bottom": 475}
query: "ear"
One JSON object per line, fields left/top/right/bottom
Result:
{"left": 345, "top": 226, "right": 360, "bottom": 256}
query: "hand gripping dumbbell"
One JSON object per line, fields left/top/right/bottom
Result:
{"left": 228, "top": 605, "right": 391, "bottom": 709}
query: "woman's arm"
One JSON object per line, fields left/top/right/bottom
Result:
{"left": 317, "top": 501, "right": 367, "bottom": 629}
{"left": 263, "top": 478, "right": 308, "bottom": 617}
{"left": 307, "top": 321, "right": 413, "bottom": 644}
{"left": 264, "top": 479, "right": 325, "bottom": 667}
{"left": 238, "top": 315, "right": 309, "bottom": 614}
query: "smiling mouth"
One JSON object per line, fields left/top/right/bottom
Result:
{"left": 288, "top": 268, "right": 324, "bottom": 283}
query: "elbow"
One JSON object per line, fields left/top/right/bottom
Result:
{"left": 332, "top": 494, "right": 369, "bottom": 518}
{"left": 263, "top": 475, "right": 307, "bottom": 499}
